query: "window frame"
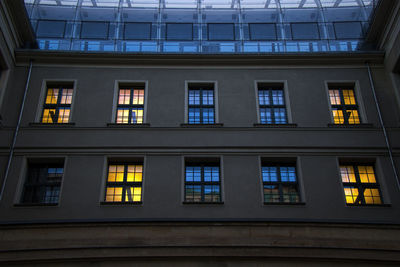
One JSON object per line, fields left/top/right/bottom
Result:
{"left": 185, "top": 81, "right": 219, "bottom": 124}
{"left": 333, "top": 21, "right": 364, "bottom": 40}
{"left": 36, "top": 19, "right": 67, "bottom": 39}
{"left": 183, "top": 158, "right": 223, "bottom": 204}
{"left": 290, "top": 22, "right": 320, "bottom": 40}
{"left": 207, "top": 23, "right": 235, "bottom": 41}
{"left": 80, "top": 21, "right": 110, "bottom": 40}
{"left": 338, "top": 163, "right": 384, "bottom": 206}
{"left": 36, "top": 80, "right": 77, "bottom": 124}
{"left": 123, "top": 22, "right": 152, "bottom": 40}
{"left": 248, "top": 23, "right": 277, "bottom": 41}
{"left": 165, "top": 23, "right": 194, "bottom": 41}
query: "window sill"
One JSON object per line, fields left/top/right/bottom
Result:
{"left": 254, "top": 123, "right": 297, "bottom": 128}
{"left": 263, "top": 202, "right": 305, "bottom": 206}
{"left": 107, "top": 123, "right": 150, "bottom": 127}
{"left": 327, "top": 123, "right": 374, "bottom": 128}
{"left": 181, "top": 123, "right": 223, "bottom": 127}
{"left": 183, "top": 201, "right": 224, "bottom": 205}
{"left": 100, "top": 201, "right": 142, "bottom": 205}
{"left": 345, "top": 203, "right": 391, "bottom": 207}
{"left": 14, "top": 203, "right": 58, "bottom": 207}
{"left": 29, "top": 122, "right": 75, "bottom": 127}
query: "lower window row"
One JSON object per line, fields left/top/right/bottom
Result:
{"left": 19, "top": 160, "right": 384, "bottom": 206}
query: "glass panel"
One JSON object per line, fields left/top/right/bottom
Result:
{"left": 185, "top": 185, "right": 201, "bottom": 202}
{"left": 334, "top": 22, "right": 363, "bottom": 39}
{"left": 80, "top": 22, "right": 109, "bottom": 39}
{"left": 344, "top": 186, "right": 359, "bottom": 204}
{"left": 202, "top": 90, "right": 214, "bottom": 105}
{"left": 291, "top": 23, "right": 320, "bottom": 40}
{"left": 249, "top": 23, "right": 277, "bottom": 40}
{"left": 202, "top": 108, "right": 215, "bottom": 124}
{"left": 263, "top": 185, "right": 280, "bottom": 203}
{"left": 37, "top": 20, "right": 66, "bottom": 38}
{"left": 364, "top": 188, "right": 382, "bottom": 204}
{"left": 343, "top": 89, "right": 356, "bottom": 105}
{"left": 125, "top": 187, "right": 142, "bottom": 202}
{"left": 46, "top": 88, "right": 59, "bottom": 104}
{"left": 258, "top": 90, "right": 269, "bottom": 106}
{"left": 347, "top": 110, "right": 360, "bottom": 124}
{"left": 188, "top": 108, "right": 201, "bottom": 124}
{"left": 189, "top": 90, "right": 200, "bottom": 105}
{"left": 358, "top": 165, "right": 376, "bottom": 183}
{"left": 132, "top": 89, "right": 144, "bottom": 105}
{"left": 332, "top": 109, "right": 344, "bottom": 124}
{"left": 131, "top": 108, "right": 144, "bottom": 124}
{"left": 262, "top": 167, "right": 278, "bottom": 182}
{"left": 274, "top": 108, "right": 287, "bottom": 124}
{"left": 329, "top": 89, "right": 341, "bottom": 105}
{"left": 166, "top": 23, "right": 193, "bottom": 40}
{"left": 116, "top": 108, "right": 130, "bottom": 123}
{"left": 108, "top": 165, "right": 117, "bottom": 182}
{"left": 282, "top": 185, "right": 300, "bottom": 203}
{"left": 60, "top": 89, "right": 73, "bottom": 104}
{"left": 57, "top": 108, "right": 70, "bottom": 123}
{"left": 260, "top": 108, "right": 272, "bottom": 124}
{"left": 42, "top": 109, "right": 56, "bottom": 123}
{"left": 208, "top": 24, "right": 235, "bottom": 40}
{"left": 118, "top": 89, "right": 131, "bottom": 105}
{"left": 272, "top": 90, "right": 284, "bottom": 105}
{"left": 105, "top": 187, "right": 123, "bottom": 202}
{"left": 124, "top": 23, "right": 151, "bottom": 40}
{"left": 340, "top": 166, "right": 356, "bottom": 183}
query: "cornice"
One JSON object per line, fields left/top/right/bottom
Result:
{"left": 14, "top": 49, "right": 385, "bottom": 66}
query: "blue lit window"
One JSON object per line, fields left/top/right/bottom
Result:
{"left": 262, "top": 165, "right": 300, "bottom": 203}
{"left": 80, "top": 21, "right": 109, "bottom": 39}
{"left": 249, "top": 23, "right": 277, "bottom": 40}
{"left": 208, "top": 23, "right": 235, "bottom": 40}
{"left": 334, "top": 22, "right": 363, "bottom": 39}
{"left": 166, "top": 23, "right": 193, "bottom": 40}
{"left": 258, "top": 85, "right": 287, "bottom": 124}
{"left": 188, "top": 85, "right": 215, "bottom": 124}
{"left": 36, "top": 20, "right": 66, "bottom": 38}
{"left": 291, "top": 23, "right": 320, "bottom": 40}
{"left": 124, "top": 23, "right": 151, "bottom": 40}
{"left": 185, "top": 164, "right": 221, "bottom": 203}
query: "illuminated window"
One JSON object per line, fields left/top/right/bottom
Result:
{"left": 185, "top": 164, "right": 221, "bottom": 203}
{"left": 41, "top": 85, "right": 73, "bottom": 123}
{"left": 105, "top": 163, "right": 143, "bottom": 203}
{"left": 262, "top": 165, "right": 300, "bottom": 203}
{"left": 21, "top": 164, "right": 63, "bottom": 205}
{"left": 116, "top": 86, "right": 145, "bottom": 124}
{"left": 188, "top": 84, "right": 215, "bottom": 124}
{"left": 257, "top": 85, "right": 287, "bottom": 124}
{"left": 328, "top": 87, "right": 361, "bottom": 124}
{"left": 340, "top": 165, "right": 383, "bottom": 205}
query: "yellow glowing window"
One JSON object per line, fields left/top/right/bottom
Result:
{"left": 328, "top": 87, "right": 361, "bottom": 125}
{"left": 105, "top": 163, "right": 143, "bottom": 203}
{"left": 340, "top": 164, "right": 383, "bottom": 205}
{"left": 41, "top": 86, "right": 73, "bottom": 124}
{"left": 116, "top": 86, "right": 145, "bottom": 124}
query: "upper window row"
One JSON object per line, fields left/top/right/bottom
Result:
{"left": 39, "top": 82, "right": 363, "bottom": 126}
{"left": 36, "top": 21, "right": 364, "bottom": 40}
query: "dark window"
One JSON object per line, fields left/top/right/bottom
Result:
{"left": 291, "top": 23, "right": 320, "bottom": 40}
{"left": 208, "top": 23, "right": 235, "bottom": 40}
{"left": 249, "top": 23, "right": 276, "bottom": 40}
{"left": 334, "top": 22, "right": 363, "bottom": 39}
{"left": 340, "top": 165, "right": 382, "bottom": 205}
{"left": 80, "top": 21, "right": 109, "bottom": 39}
{"left": 105, "top": 163, "right": 143, "bottom": 203}
{"left": 185, "top": 164, "right": 221, "bottom": 203}
{"left": 328, "top": 87, "right": 360, "bottom": 124}
{"left": 36, "top": 20, "right": 66, "bottom": 38}
{"left": 21, "top": 164, "right": 63, "bottom": 205}
{"left": 116, "top": 85, "right": 145, "bottom": 124}
{"left": 124, "top": 23, "right": 151, "bottom": 40}
{"left": 258, "top": 85, "right": 287, "bottom": 124}
{"left": 262, "top": 165, "right": 300, "bottom": 203}
{"left": 188, "top": 84, "right": 215, "bottom": 124}
{"left": 41, "top": 85, "right": 73, "bottom": 124}
{"left": 166, "top": 23, "right": 193, "bottom": 40}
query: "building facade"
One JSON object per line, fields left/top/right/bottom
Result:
{"left": 0, "top": 0, "right": 400, "bottom": 265}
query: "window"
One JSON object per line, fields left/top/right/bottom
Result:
{"left": 188, "top": 84, "right": 215, "bottom": 124}
{"left": 124, "top": 23, "right": 151, "bottom": 40}
{"left": 166, "top": 23, "right": 193, "bottom": 40}
{"left": 116, "top": 85, "right": 145, "bottom": 124}
{"left": 249, "top": 23, "right": 276, "bottom": 40}
{"left": 105, "top": 163, "right": 143, "bottom": 203}
{"left": 334, "top": 22, "right": 363, "bottom": 39}
{"left": 328, "top": 87, "right": 360, "bottom": 124}
{"left": 185, "top": 164, "right": 221, "bottom": 203}
{"left": 41, "top": 85, "right": 73, "bottom": 124}
{"left": 340, "top": 165, "right": 382, "bottom": 205}
{"left": 80, "top": 21, "right": 109, "bottom": 39}
{"left": 208, "top": 23, "right": 235, "bottom": 40}
{"left": 257, "top": 84, "right": 287, "bottom": 124}
{"left": 262, "top": 165, "right": 300, "bottom": 203}
{"left": 36, "top": 20, "right": 66, "bottom": 38}
{"left": 291, "top": 23, "right": 320, "bottom": 40}
{"left": 20, "top": 164, "right": 63, "bottom": 205}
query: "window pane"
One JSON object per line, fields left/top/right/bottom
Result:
{"left": 124, "top": 23, "right": 151, "bottom": 40}
{"left": 118, "top": 89, "right": 131, "bottom": 105}
{"left": 263, "top": 185, "right": 280, "bottom": 203}
{"left": 274, "top": 108, "right": 287, "bottom": 124}
{"left": 81, "top": 22, "right": 109, "bottom": 39}
{"left": 344, "top": 187, "right": 359, "bottom": 204}
{"left": 45, "top": 88, "right": 59, "bottom": 104}
{"left": 334, "top": 22, "right": 363, "bottom": 39}
{"left": 347, "top": 110, "right": 360, "bottom": 124}
{"left": 116, "top": 108, "right": 130, "bottom": 123}
{"left": 208, "top": 24, "right": 234, "bottom": 40}
{"left": 282, "top": 185, "right": 300, "bottom": 203}
{"left": 202, "top": 108, "right": 215, "bottom": 124}
{"left": 166, "top": 23, "right": 193, "bottom": 40}
{"left": 60, "top": 89, "right": 73, "bottom": 104}
{"left": 189, "top": 90, "right": 200, "bottom": 105}
{"left": 260, "top": 108, "right": 272, "bottom": 124}
{"left": 329, "top": 90, "right": 341, "bottom": 105}
{"left": 262, "top": 167, "right": 277, "bottom": 182}
{"left": 272, "top": 90, "right": 284, "bottom": 105}
{"left": 332, "top": 109, "right": 344, "bottom": 124}
{"left": 131, "top": 108, "right": 143, "bottom": 124}
{"left": 340, "top": 166, "right": 356, "bottom": 183}
{"left": 202, "top": 90, "right": 214, "bottom": 105}
{"left": 189, "top": 108, "right": 201, "bottom": 124}
{"left": 291, "top": 23, "right": 320, "bottom": 40}
{"left": 57, "top": 108, "right": 70, "bottom": 123}
{"left": 37, "top": 20, "right": 66, "bottom": 38}
{"left": 249, "top": 23, "right": 276, "bottom": 40}
{"left": 258, "top": 90, "right": 269, "bottom": 105}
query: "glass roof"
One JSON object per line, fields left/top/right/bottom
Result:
{"left": 26, "top": 0, "right": 376, "bottom": 8}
